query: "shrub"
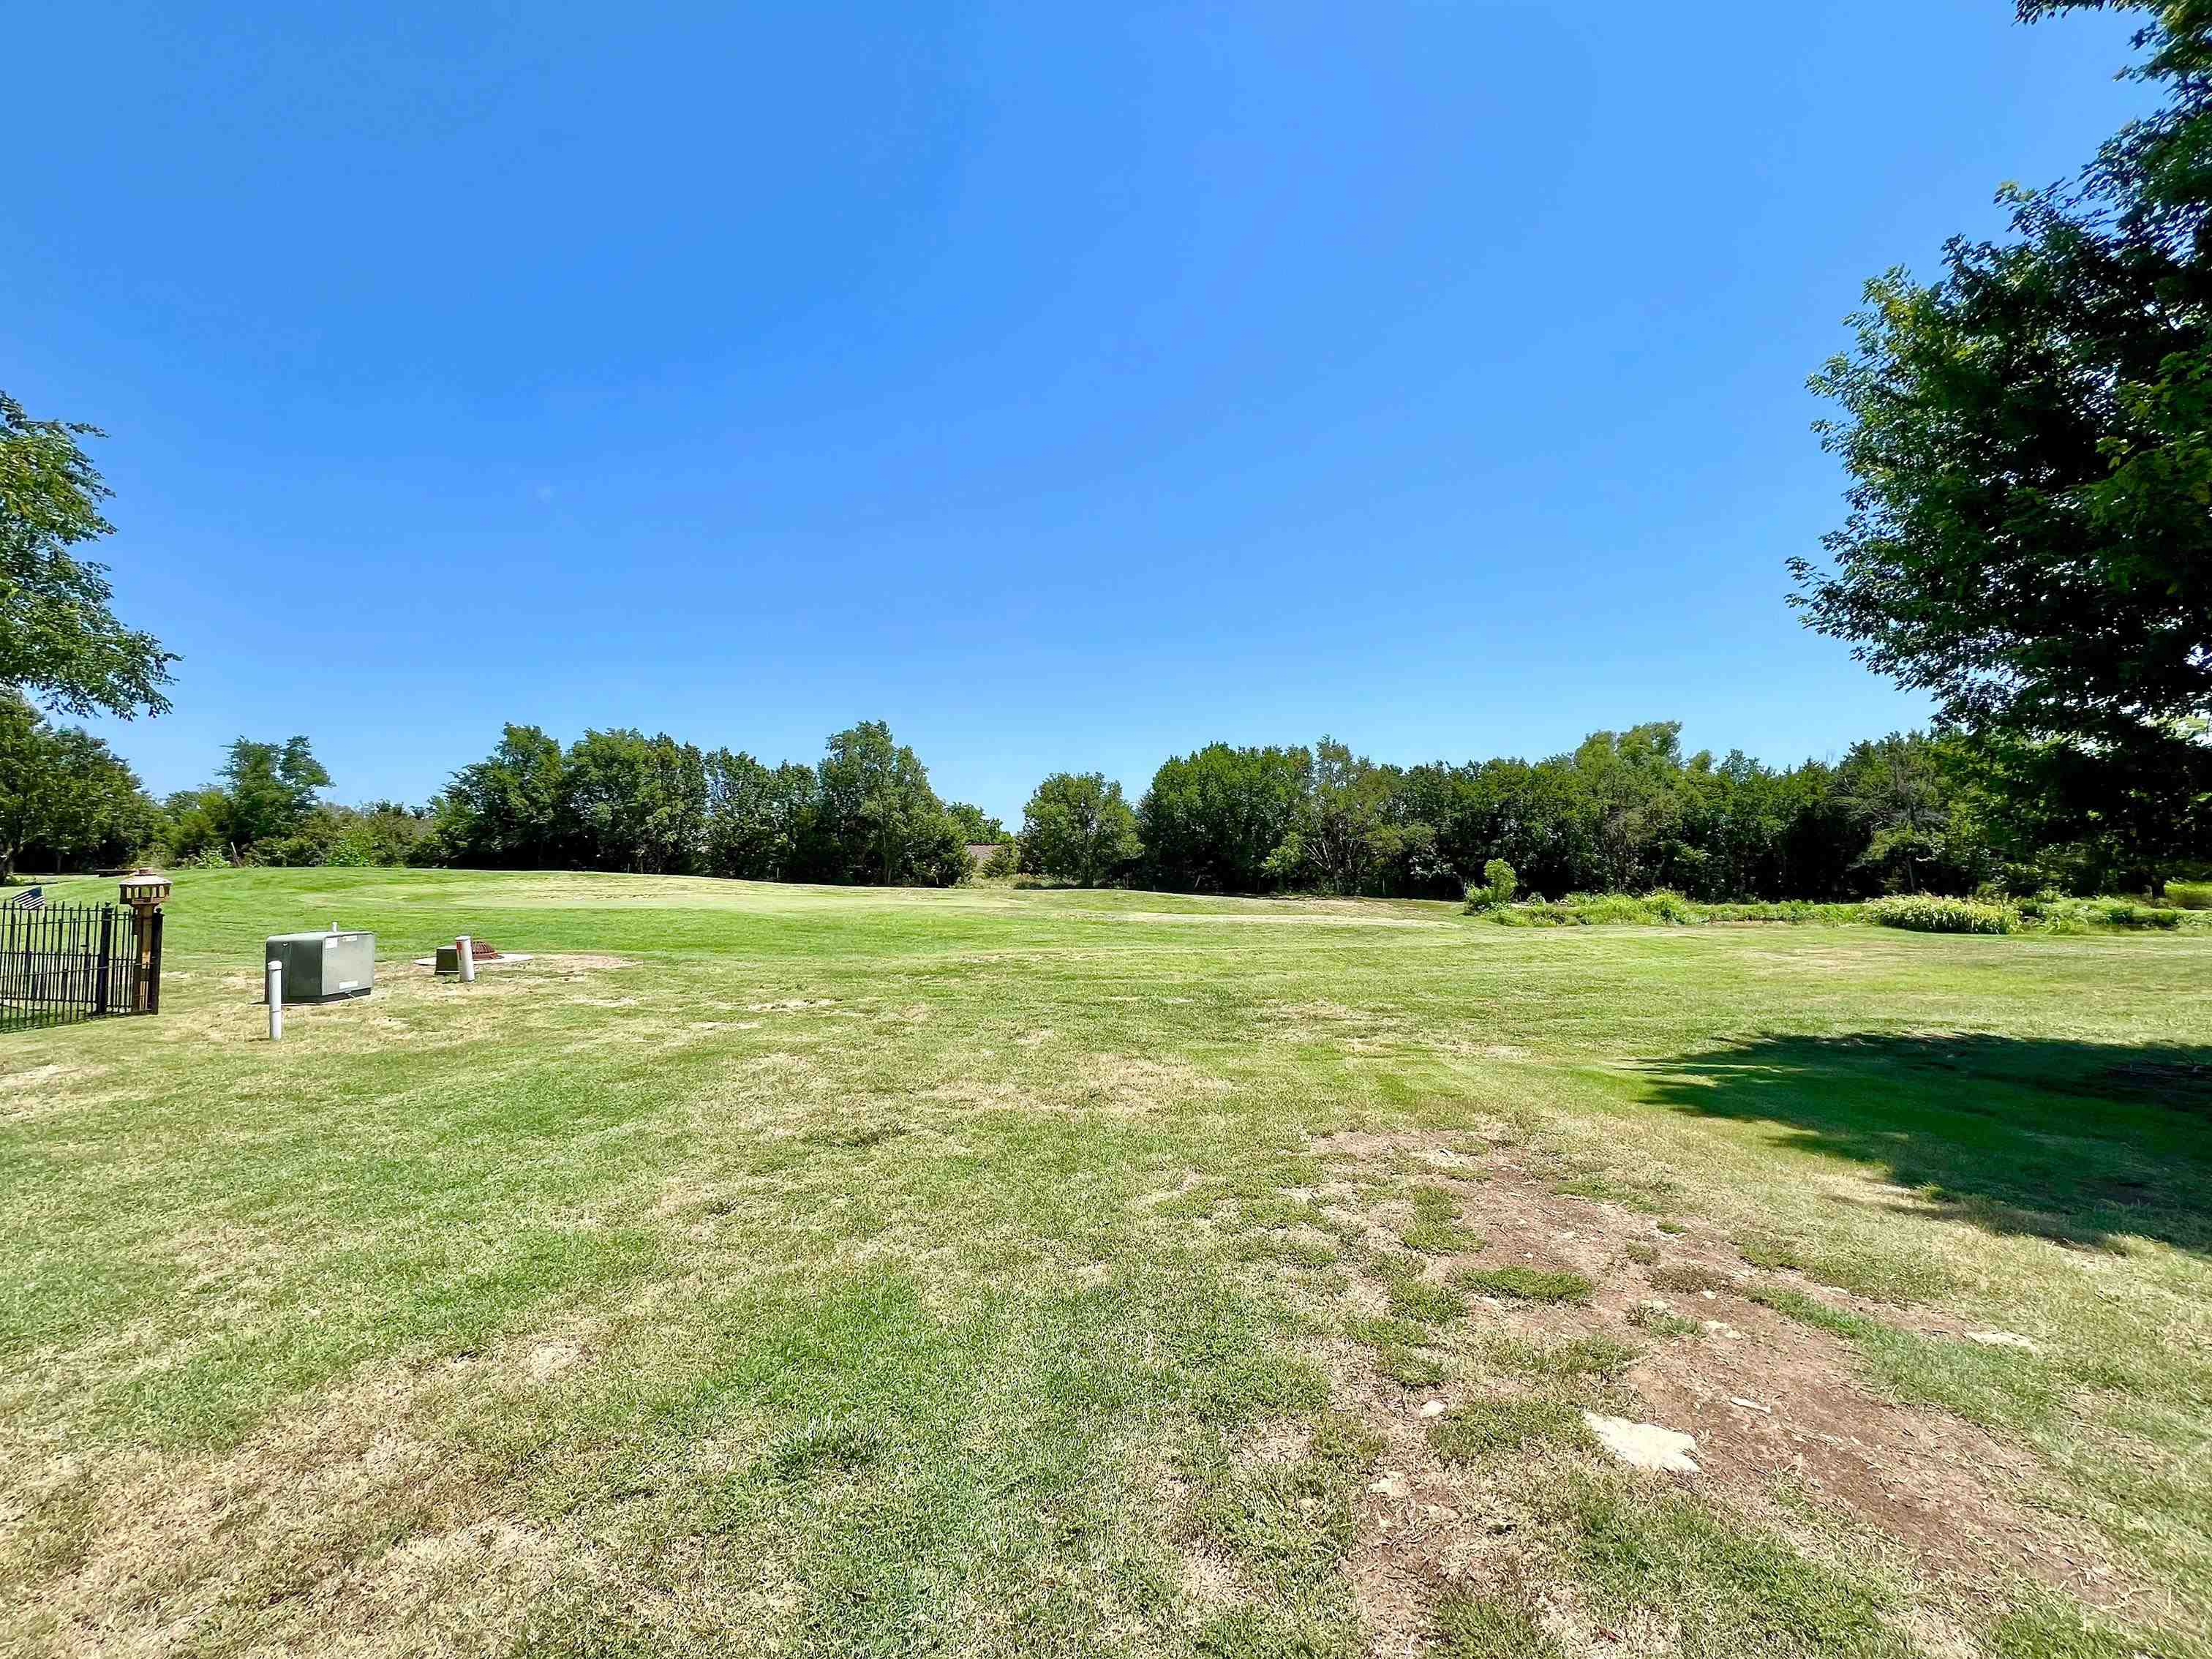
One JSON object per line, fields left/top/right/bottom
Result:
{"left": 2016, "top": 895, "right": 2210, "bottom": 932}
{"left": 1462, "top": 858, "right": 1519, "bottom": 913}
{"left": 2167, "top": 880, "right": 2212, "bottom": 911}
{"left": 320, "top": 832, "right": 381, "bottom": 868}
{"left": 1865, "top": 894, "right": 2017, "bottom": 935}
{"left": 1469, "top": 893, "right": 1867, "bottom": 928}
{"left": 1701, "top": 899, "right": 1864, "bottom": 925}
{"left": 252, "top": 832, "right": 332, "bottom": 868}
{"left": 1562, "top": 892, "right": 1663, "bottom": 925}
{"left": 2107, "top": 903, "right": 2180, "bottom": 929}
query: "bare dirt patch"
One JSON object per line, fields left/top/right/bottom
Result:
{"left": 1297, "top": 1130, "right": 2139, "bottom": 1633}
{"left": 1620, "top": 1293, "right": 2088, "bottom": 1582}
{"left": 527, "top": 955, "right": 639, "bottom": 974}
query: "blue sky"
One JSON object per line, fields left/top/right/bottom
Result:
{"left": 8, "top": 2, "right": 2148, "bottom": 824}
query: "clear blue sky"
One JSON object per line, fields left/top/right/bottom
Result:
{"left": 8, "top": 2, "right": 2148, "bottom": 824}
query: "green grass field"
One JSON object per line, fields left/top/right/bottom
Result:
{"left": 4, "top": 868, "right": 2211, "bottom": 1658}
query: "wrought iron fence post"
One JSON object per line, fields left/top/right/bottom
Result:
{"left": 94, "top": 906, "right": 114, "bottom": 1017}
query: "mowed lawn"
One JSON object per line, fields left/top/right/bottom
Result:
{"left": 4, "top": 870, "right": 2211, "bottom": 1659}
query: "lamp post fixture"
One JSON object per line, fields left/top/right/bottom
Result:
{"left": 118, "top": 869, "right": 172, "bottom": 911}
{"left": 117, "top": 868, "right": 170, "bottom": 1014}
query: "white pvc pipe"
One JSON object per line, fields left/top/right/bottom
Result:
{"left": 456, "top": 936, "right": 475, "bottom": 983}
{"left": 266, "top": 959, "right": 283, "bottom": 1041}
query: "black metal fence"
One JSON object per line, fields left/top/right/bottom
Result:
{"left": 0, "top": 902, "right": 162, "bottom": 1034}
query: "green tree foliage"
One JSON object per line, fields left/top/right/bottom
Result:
{"left": 942, "top": 801, "right": 1007, "bottom": 845}
{"left": 1460, "top": 858, "right": 1519, "bottom": 914}
{"left": 434, "top": 724, "right": 571, "bottom": 868}
{"left": 1793, "top": 1, "right": 2212, "bottom": 867}
{"left": 0, "top": 394, "right": 178, "bottom": 719}
{"left": 808, "top": 721, "right": 971, "bottom": 887}
{"left": 1835, "top": 733, "right": 1996, "bottom": 895}
{"left": 1137, "top": 743, "right": 1312, "bottom": 893}
{"left": 122, "top": 711, "right": 2165, "bottom": 896}
{"left": 1020, "top": 772, "right": 1140, "bottom": 887}
{"left": 704, "top": 750, "right": 815, "bottom": 881}
{"left": 1269, "top": 740, "right": 1414, "bottom": 895}
{"left": 315, "top": 802, "right": 436, "bottom": 868}
{"left": 0, "top": 693, "right": 156, "bottom": 881}
{"left": 154, "top": 789, "right": 230, "bottom": 865}
{"left": 565, "top": 729, "right": 707, "bottom": 875}
{"left": 153, "top": 737, "right": 437, "bottom": 868}
{"left": 424, "top": 718, "right": 971, "bottom": 887}
{"left": 1129, "top": 724, "right": 2045, "bottom": 900}
{"left": 215, "top": 737, "right": 332, "bottom": 850}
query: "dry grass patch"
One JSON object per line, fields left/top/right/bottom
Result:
{"left": 0, "top": 1361, "right": 564, "bottom": 1657}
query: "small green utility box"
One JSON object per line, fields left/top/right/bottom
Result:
{"left": 265, "top": 932, "right": 375, "bottom": 1003}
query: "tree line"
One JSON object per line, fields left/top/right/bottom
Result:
{"left": 426, "top": 720, "right": 990, "bottom": 885}
{"left": 1017, "top": 723, "right": 2151, "bottom": 900}
{"left": 7, "top": 704, "right": 2189, "bottom": 899}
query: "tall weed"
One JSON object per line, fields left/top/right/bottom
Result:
{"left": 1865, "top": 895, "right": 2017, "bottom": 935}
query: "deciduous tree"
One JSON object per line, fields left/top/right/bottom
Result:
{"left": 943, "top": 802, "right": 1007, "bottom": 846}
{"left": 1020, "top": 772, "right": 1140, "bottom": 887}
{"left": 435, "top": 724, "right": 570, "bottom": 868}
{"left": 0, "top": 694, "right": 154, "bottom": 881}
{"left": 566, "top": 729, "right": 707, "bottom": 874}
{"left": 0, "top": 392, "right": 176, "bottom": 718}
{"left": 217, "top": 737, "right": 332, "bottom": 850}
{"left": 1794, "top": 0, "right": 2212, "bottom": 862}
{"left": 705, "top": 750, "right": 816, "bottom": 881}
{"left": 1138, "top": 743, "right": 1312, "bottom": 893}
{"left": 809, "top": 720, "right": 971, "bottom": 887}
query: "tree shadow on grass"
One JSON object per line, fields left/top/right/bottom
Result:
{"left": 1630, "top": 1034, "right": 2212, "bottom": 1254}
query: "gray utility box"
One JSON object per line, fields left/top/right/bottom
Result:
{"left": 265, "top": 932, "right": 376, "bottom": 1003}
